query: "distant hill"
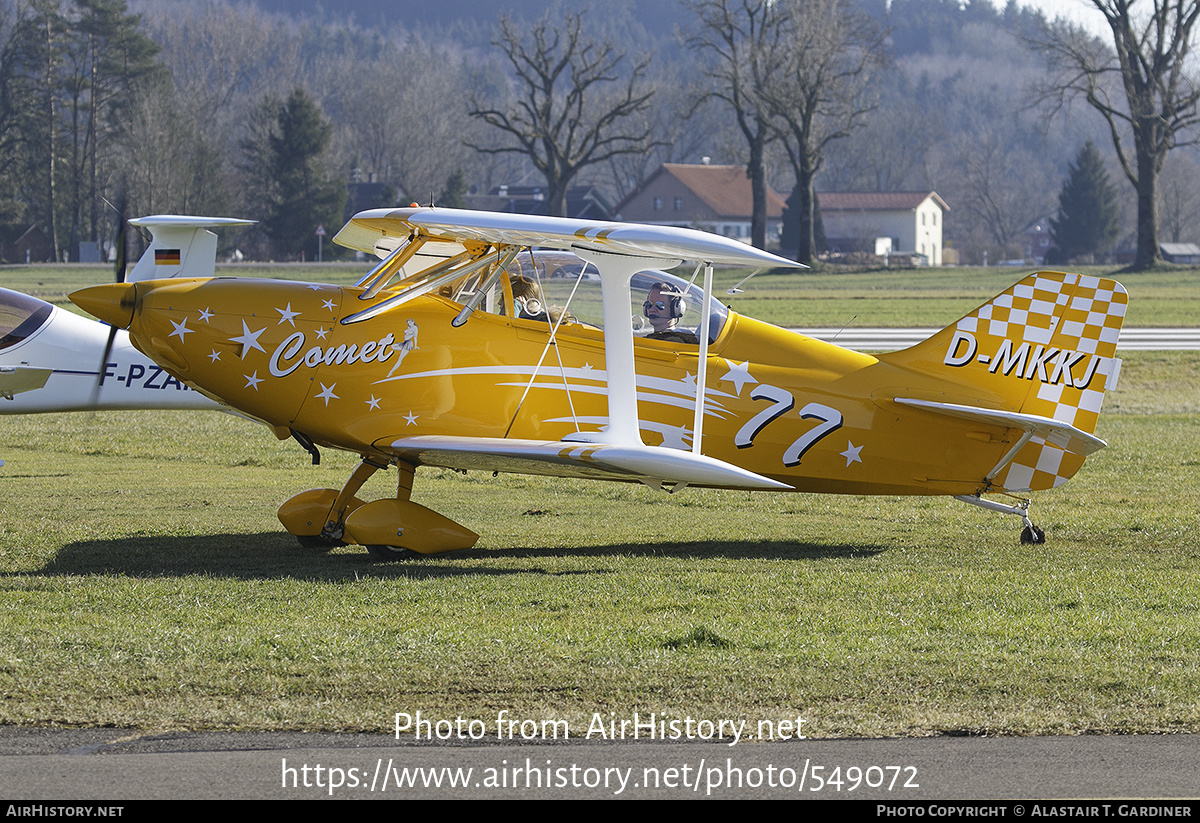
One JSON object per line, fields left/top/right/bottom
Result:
{"left": 226, "top": 0, "right": 686, "bottom": 44}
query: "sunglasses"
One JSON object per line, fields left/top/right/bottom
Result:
{"left": 643, "top": 300, "right": 668, "bottom": 311}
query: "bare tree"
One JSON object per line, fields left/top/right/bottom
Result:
{"left": 937, "top": 127, "right": 1054, "bottom": 263}
{"left": 606, "top": 67, "right": 723, "bottom": 205}
{"left": 760, "top": 0, "right": 888, "bottom": 263}
{"left": 1035, "top": 1, "right": 1200, "bottom": 269}
{"left": 820, "top": 95, "right": 936, "bottom": 194}
{"left": 468, "top": 12, "right": 660, "bottom": 218}
{"left": 684, "top": 0, "right": 787, "bottom": 250}
{"left": 329, "top": 45, "right": 480, "bottom": 204}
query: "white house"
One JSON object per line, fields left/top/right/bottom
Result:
{"left": 818, "top": 191, "right": 949, "bottom": 266}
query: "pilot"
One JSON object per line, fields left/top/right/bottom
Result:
{"left": 643, "top": 283, "right": 698, "bottom": 344}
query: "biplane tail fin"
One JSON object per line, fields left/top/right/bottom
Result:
{"left": 881, "top": 271, "right": 1127, "bottom": 492}
{"left": 126, "top": 216, "right": 254, "bottom": 283}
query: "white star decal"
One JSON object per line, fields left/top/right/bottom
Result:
{"left": 315, "top": 383, "right": 338, "bottom": 406}
{"left": 680, "top": 372, "right": 697, "bottom": 390}
{"left": 276, "top": 303, "right": 301, "bottom": 326}
{"left": 841, "top": 441, "right": 863, "bottom": 467}
{"left": 314, "top": 326, "right": 329, "bottom": 340}
{"left": 365, "top": 395, "right": 381, "bottom": 410}
{"left": 659, "top": 425, "right": 693, "bottom": 450}
{"left": 198, "top": 307, "right": 214, "bottom": 322}
{"left": 580, "top": 362, "right": 593, "bottom": 371}
{"left": 208, "top": 349, "right": 221, "bottom": 363}
{"left": 404, "top": 410, "right": 419, "bottom": 425}
{"left": 322, "top": 298, "right": 336, "bottom": 311}
{"left": 720, "top": 360, "right": 757, "bottom": 396}
{"left": 307, "top": 284, "right": 325, "bottom": 291}
{"left": 244, "top": 371, "right": 263, "bottom": 390}
{"left": 169, "top": 318, "right": 194, "bottom": 342}
{"left": 229, "top": 320, "right": 267, "bottom": 359}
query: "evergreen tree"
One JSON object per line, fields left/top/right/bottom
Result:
{"left": 439, "top": 169, "right": 468, "bottom": 209}
{"left": 259, "top": 88, "right": 345, "bottom": 260}
{"left": 67, "top": 0, "right": 166, "bottom": 249}
{"left": 1049, "top": 140, "right": 1118, "bottom": 262}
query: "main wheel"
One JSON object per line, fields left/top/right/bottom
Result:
{"left": 365, "top": 544, "right": 421, "bottom": 561}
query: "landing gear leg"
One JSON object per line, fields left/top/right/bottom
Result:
{"left": 342, "top": 461, "right": 479, "bottom": 559}
{"left": 278, "top": 457, "right": 387, "bottom": 548}
{"left": 954, "top": 494, "right": 1045, "bottom": 545}
{"left": 320, "top": 458, "right": 387, "bottom": 543}
{"left": 364, "top": 464, "right": 420, "bottom": 562}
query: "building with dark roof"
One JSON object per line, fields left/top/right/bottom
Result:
{"left": 614, "top": 163, "right": 785, "bottom": 245}
{"left": 466, "top": 185, "right": 613, "bottom": 220}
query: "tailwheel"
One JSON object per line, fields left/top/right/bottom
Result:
{"left": 954, "top": 493, "right": 1047, "bottom": 545}
{"left": 365, "top": 544, "right": 422, "bottom": 561}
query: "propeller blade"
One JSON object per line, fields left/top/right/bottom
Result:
{"left": 112, "top": 186, "right": 127, "bottom": 284}
{"left": 88, "top": 183, "right": 128, "bottom": 410}
{"left": 86, "top": 324, "right": 118, "bottom": 412}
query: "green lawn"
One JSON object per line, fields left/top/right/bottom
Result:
{"left": 0, "top": 351, "right": 1196, "bottom": 737}
{"left": 718, "top": 265, "right": 1198, "bottom": 328}
{"left": 2, "top": 261, "right": 1196, "bottom": 327}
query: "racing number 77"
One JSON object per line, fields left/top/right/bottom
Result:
{"left": 734, "top": 384, "right": 842, "bottom": 467}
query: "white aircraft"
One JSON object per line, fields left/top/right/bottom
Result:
{"left": 0, "top": 217, "right": 251, "bottom": 425}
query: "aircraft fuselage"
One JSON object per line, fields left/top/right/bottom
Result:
{"left": 78, "top": 276, "right": 1039, "bottom": 498}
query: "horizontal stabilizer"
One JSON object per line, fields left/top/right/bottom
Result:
{"left": 335, "top": 207, "right": 805, "bottom": 270}
{"left": 127, "top": 215, "right": 254, "bottom": 282}
{"left": 0, "top": 365, "right": 52, "bottom": 398}
{"left": 384, "top": 435, "right": 791, "bottom": 490}
{"left": 895, "top": 398, "right": 1106, "bottom": 456}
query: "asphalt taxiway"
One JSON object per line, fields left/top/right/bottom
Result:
{"left": 1, "top": 727, "right": 1197, "bottom": 800}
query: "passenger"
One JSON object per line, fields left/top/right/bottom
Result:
{"left": 508, "top": 274, "right": 547, "bottom": 321}
{"left": 643, "top": 282, "right": 698, "bottom": 344}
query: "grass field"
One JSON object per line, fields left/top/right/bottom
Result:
{"left": 0, "top": 263, "right": 1196, "bottom": 738}
{"left": 2, "top": 260, "right": 1196, "bottom": 327}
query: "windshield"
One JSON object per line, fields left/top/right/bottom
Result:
{"left": 469, "top": 251, "right": 728, "bottom": 344}
{"left": 0, "top": 288, "right": 52, "bottom": 351}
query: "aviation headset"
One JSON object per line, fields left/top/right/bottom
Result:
{"left": 645, "top": 282, "right": 686, "bottom": 320}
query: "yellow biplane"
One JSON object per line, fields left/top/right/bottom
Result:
{"left": 71, "top": 208, "right": 1127, "bottom": 559}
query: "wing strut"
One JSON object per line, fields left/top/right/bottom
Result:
{"left": 342, "top": 247, "right": 496, "bottom": 325}
{"left": 356, "top": 233, "right": 427, "bottom": 296}
{"left": 452, "top": 247, "right": 520, "bottom": 327}
{"left": 692, "top": 262, "right": 714, "bottom": 456}
{"left": 503, "top": 252, "right": 590, "bottom": 438}
{"left": 568, "top": 248, "right": 681, "bottom": 446}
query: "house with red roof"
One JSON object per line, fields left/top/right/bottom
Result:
{"left": 817, "top": 191, "right": 949, "bottom": 266}
{"left": 614, "top": 163, "right": 786, "bottom": 245}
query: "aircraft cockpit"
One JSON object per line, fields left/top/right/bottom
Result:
{"left": 439, "top": 250, "right": 728, "bottom": 345}
{"left": 0, "top": 288, "right": 53, "bottom": 352}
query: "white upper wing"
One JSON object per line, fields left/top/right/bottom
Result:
{"left": 333, "top": 207, "right": 806, "bottom": 269}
